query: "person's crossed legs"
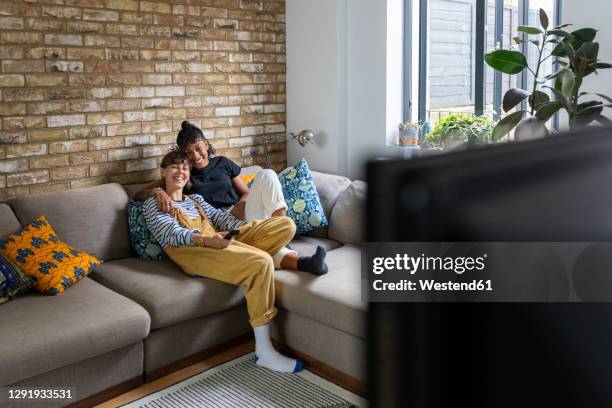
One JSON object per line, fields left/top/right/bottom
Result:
{"left": 244, "top": 169, "right": 328, "bottom": 275}
{"left": 165, "top": 217, "right": 303, "bottom": 373}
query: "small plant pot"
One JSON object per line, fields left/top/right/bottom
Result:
{"left": 399, "top": 128, "right": 419, "bottom": 146}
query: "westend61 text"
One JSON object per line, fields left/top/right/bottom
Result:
{"left": 373, "top": 279, "right": 493, "bottom": 292}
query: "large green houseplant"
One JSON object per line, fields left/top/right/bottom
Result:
{"left": 485, "top": 9, "right": 612, "bottom": 140}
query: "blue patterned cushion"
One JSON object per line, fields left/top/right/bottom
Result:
{"left": 0, "top": 253, "right": 34, "bottom": 304}
{"left": 128, "top": 200, "right": 166, "bottom": 261}
{"left": 278, "top": 159, "right": 328, "bottom": 235}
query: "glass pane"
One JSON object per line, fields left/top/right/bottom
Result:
{"left": 484, "top": 0, "right": 496, "bottom": 117}
{"left": 528, "top": 0, "right": 556, "bottom": 126}
{"left": 427, "top": 0, "right": 476, "bottom": 127}
{"left": 501, "top": 0, "right": 520, "bottom": 113}
{"left": 485, "top": 1, "right": 520, "bottom": 122}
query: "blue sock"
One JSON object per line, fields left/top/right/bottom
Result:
{"left": 297, "top": 246, "right": 328, "bottom": 275}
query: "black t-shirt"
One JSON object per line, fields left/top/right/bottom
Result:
{"left": 186, "top": 156, "right": 241, "bottom": 208}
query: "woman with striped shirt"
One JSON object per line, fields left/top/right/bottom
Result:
{"left": 137, "top": 121, "right": 328, "bottom": 276}
{"left": 143, "top": 149, "right": 303, "bottom": 373}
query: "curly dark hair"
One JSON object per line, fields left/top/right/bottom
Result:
{"left": 160, "top": 148, "right": 192, "bottom": 190}
{"left": 176, "top": 121, "right": 215, "bottom": 156}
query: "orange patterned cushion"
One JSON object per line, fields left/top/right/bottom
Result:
{"left": 239, "top": 173, "right": 257, "bottom": 187}
{"left": 0, "top": 215, "right": 101, "bottom": 295}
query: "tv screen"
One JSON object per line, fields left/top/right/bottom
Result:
{"left": 367, "top": 128, "right": 612, "bottom": 407}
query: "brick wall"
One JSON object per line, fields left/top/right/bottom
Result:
{"left": 0, "top": 0, "right": 286, "bottom": 201}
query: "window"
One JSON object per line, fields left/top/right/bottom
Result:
{"left": 404, "top": 0, "right": 562, "bottom": 128}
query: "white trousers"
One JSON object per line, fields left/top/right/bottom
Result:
{"left": 242, "top": 169, "right": 295, "bottom": 267}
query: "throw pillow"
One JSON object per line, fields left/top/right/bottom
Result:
{"left": 278, "top": 159, "right": 328, "bottom": 235}
{"left": 239, "top": 173, "right": 257, "bottom": 188}
{"left": 0, "top": 215, "right": 101, "bottom": 295}
{"left": 0, "top": 253, "right": 34, "bottom": 304}
{"left": 127, "top": 200, "right": 166, "bottom": 261}
{"left": 328, "top": 180, "right": 367, "bottom": 245}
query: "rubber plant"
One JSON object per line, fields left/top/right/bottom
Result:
{"left": 484, "top": 8, "right": 612, "bottom": 141}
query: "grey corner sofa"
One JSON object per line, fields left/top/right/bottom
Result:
{"left": 0, "top": 167, "right": 366, "bottom": 407}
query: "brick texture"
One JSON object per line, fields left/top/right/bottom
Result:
{"left": 0, "top": 0, "right": 286, "bottom": 201}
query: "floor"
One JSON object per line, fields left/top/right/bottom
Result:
{"left": 94, "top": 341, "right": 256, "bottom": 408}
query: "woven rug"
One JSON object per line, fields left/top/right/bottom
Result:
{"left": 123, "top": 353, "right": 366, "bottom": 408}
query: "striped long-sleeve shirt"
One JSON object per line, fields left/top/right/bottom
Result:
{"left": 143, "top": 194, "right": 246, "bottom": 247}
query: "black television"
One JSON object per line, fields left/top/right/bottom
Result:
{"left": 367, "top": 128, "right": 612, "bottom": 407}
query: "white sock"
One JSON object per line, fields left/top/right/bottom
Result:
{"left": 253, "top": 324, "right": 300, "bottom": 373}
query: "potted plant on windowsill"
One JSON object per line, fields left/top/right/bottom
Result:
{"left": 484, "top": 9, "right": 612, "bottom": 141}
{"left": 423, "top": 113, "right": 495, "bottom": 150}
{"left": 398, "top": 121, "right": 421, "bottom": 146}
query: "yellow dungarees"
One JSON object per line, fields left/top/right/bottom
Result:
{"left": 164, "top": 196, "right": 296, "bottom": 327}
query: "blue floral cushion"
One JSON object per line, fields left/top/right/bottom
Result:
{"left": 278, "top": 159, "right": 328, "bottom": 235}
{"left": 0, "top": 253, "right": 34, "bottom": 304}
{"left": 127, "top": 200, "right": 166, "bottom": 261}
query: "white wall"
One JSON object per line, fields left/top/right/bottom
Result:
{"left": 286, "top": 0, "right": 403, "bottom": 180}
{"left": 562, "top": 0, "right": 612, "bottom": 124}
{"left": 346, "top": 0, "right": 395, "bottom": 179}
{"left": 286, "top": 0, "right": 346, "bottom": 175}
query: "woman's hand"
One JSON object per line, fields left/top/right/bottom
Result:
{"left": 230, "top": 201, "right": 246, "bottom": 220}
{"left": 202, "top": 232, "right": 232, "bottom": 249}
{"left": 154, "top": 188, "right": 173, "bottom": 214}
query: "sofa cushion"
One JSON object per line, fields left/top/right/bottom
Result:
{"left": 0, "top": 278, "right": 150, "bottom": 385}
{"left": 279, "top": 159, "right": 328, "bottom": 235}
{"left": 289, "top": 236, "right": 343, "bottom": 257}
{"left": 306, "top": 171, "right": 352, "bottom": 238}
{"left": 10, "top": 183, "right": 132, "bottom": 262}
{"left": 122, "top": 182, "right": 151, "bottom": 198}
{"left": 1, "top": 215, "right": 101, "bottom": 295}
{"left": 127, "top": 200, "right": 166, "bottom": 261}
{"left": 90, "top": 257, "right": 245, "bottom": 330}
{"left": 328, "top": 180, "right": 366, "bottom": 245}
{"left": 0, "top": 253, "right": 34, "bottom": 304}
{"left": 274, "top": 244, "right": 366, "bottom": 339}
{"left": 0, "top": 204, "right": 21, "bottom": 239}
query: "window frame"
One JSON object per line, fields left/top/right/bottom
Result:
{"left": 403, "top": 0, "right": 562, "bottom": 126}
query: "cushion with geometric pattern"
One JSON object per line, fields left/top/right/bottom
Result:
{"left": 0, "top": 215, "right": 101, "bottom": 295}
{"left": 0, "top": 253, "right": 34, "bottom": 304}
{"left": 127, "top": 200, "right": 166, "bottom": 261}
{"left": 278, "top": 158, "right": 328, "bottom": 236}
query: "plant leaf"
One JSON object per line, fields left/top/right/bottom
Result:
{"left": 502, "top": 88, "right": 531, "bottom": 112}
{"left": 591, "top": 63, "right": 612, "bottom": 69}
{"left": 513, "top": 36, "right": 524, "bottom": 44}
{"left": 553, "top": 24, "right": 573, "bottom": 29}
{"left": 552, "top": 28, "right": 597, "bottom": 57}
{"left": 544, "top": 71, "right": 561, "bottom": 81}
{"left": 573, "top": 28, "right": 598, "bottom": 43}
{"left": 529, "top": 91, "right": 550, "bottom": 110}
{"left": 518, "top": 25, "right": 543, "bottom": 35}
{"left": 576, "top": 106, "right": 603, "bottom": 126}
{"left": 578, "top": 101, "right": 603, "bottom": 110}
{"left": 536, "top": 101, "right": 563, "bottom": 121}
{"left": 485, "top": 50, "right": 528, "bottom": 74}
{"left": 530, "top": 40, "right": 540, "bottom": 47}
{"left": 555, "top": 69, "right": 576, "bottom": 97}
{"left": 539, "top": 9, "right": 549, "bottom": 30}
{"left": 577, "top": 42, "right": 599, "bottom": 60}
{"left": 595, "top": 93, "right": 612, "bottom": 103}
{"left": 596, "top": 115, "right": 612, "bottom": 126}
{"left": 547, "top": 30, "right": 574, "bottom": 39}
{"left": 545, "top": 86, "right": 572, "bottom": 112}
{"left": 492, "top": 111, "right": 526, "bottom": 141}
